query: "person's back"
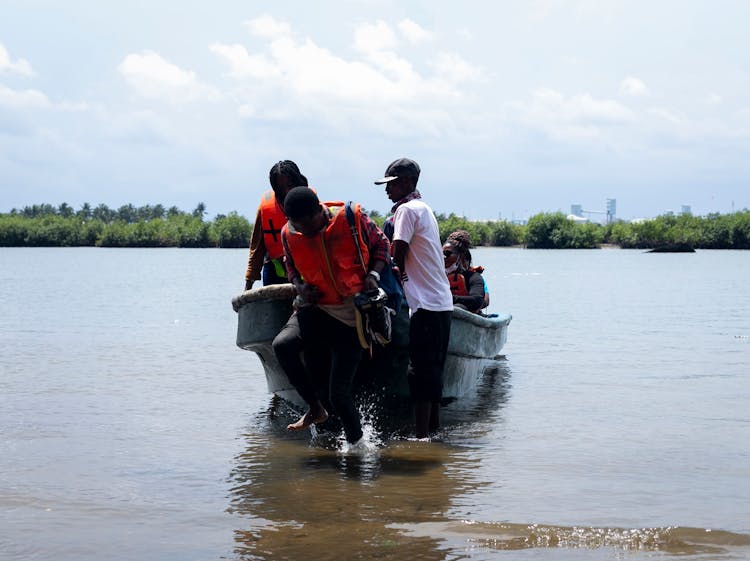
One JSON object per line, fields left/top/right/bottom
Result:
{"left": 393, "top": 198, "right": 453, "bottom": 313}
{"left": 244, "top": 160, "right": 308, "bottom": 290}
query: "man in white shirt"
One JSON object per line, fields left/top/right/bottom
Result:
{"left": 374, "top": 158, "right": 453, "bottom": 438}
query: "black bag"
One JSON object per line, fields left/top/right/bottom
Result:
{"left": 344, "top": 202, "right": 404, "bottom": 314}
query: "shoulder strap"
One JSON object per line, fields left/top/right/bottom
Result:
{"left": 346, "top": 201, "right": 367, "bottom": 274}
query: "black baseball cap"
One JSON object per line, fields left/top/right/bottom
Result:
{"left": 373, "top": 158, "right": 421, "bottom": 184}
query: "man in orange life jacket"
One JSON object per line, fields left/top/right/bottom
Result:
{"left": 271, "top": 186, "right": 390, "bottom": 445}
{"left": 443, "top": 230, "right": 489, "bottom": 314}
{"left": 244, "top": 160, "right": 309, "bottom": 290}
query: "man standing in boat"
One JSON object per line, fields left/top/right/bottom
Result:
{"left": 244, "top": 160, "right": 309, "bottom": 290}
{"left": 272, "top": 186, "right": 390, "bottom": 446}
{"left": 374, "top": 158, "right": 453, "bottom": 439}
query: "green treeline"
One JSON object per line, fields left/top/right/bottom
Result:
{"left": 2, "top": 203, "right": 750, "bottom": 249}
{"left": 433, "top": 210, "right": 750, "bottom": 249}
{"left": 0, "top": 203, "right": 251, "bottom": 248}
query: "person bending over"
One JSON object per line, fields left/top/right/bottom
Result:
{"left": 271, "top": 187, "right": 389, "bottom": 445}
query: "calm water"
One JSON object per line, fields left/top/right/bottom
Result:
{"left": 1, "top": 247, "right": 749, "bottom": 561}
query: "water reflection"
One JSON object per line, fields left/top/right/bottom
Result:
{"left": 229, "top": 364, "right": 512, "bottom": 561}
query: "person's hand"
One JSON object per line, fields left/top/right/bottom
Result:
{"left": 244, "top": 280, "right": 254, "bottom": 291}
{"left": 297, "top": 282, "right": 321, "bottom": 305}
{"left": 364, "top": 274, "right": 379, "bottom": 292}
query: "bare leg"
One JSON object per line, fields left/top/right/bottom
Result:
{"left": 287, "top": 401, "right": 329, "bottom": 431}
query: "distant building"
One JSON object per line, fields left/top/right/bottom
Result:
{"left": 567, "top": 214, "right": 588, "bottom": 223}
{"left": 567, "top": 199, "right": 616, "bottom": 224}
{"left": 681, "top": 205, "right": 692, "bottom": 215}
{"left": 606, "top": 198, "right": 616, "bottom": 224}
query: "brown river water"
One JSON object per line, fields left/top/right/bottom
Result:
{"left": 1, "top": 247, "right": 748, "bottom": 560}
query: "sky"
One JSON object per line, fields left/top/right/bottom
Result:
{"left": 1, "top": 0, "right": 749, "bottom": 221}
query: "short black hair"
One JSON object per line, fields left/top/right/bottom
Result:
{"left": 269, "top": 160, "right": 308, "bottom": 193}
{"left": 283, "top": 187, "right": 320, "bottom": 221}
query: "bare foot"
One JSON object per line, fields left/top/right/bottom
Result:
{"left": 287, "top": 405, "right": 329, "bottom": 431}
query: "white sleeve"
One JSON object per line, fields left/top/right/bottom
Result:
{"left": 392, "top": 206, "right": 415, "bottom": 244}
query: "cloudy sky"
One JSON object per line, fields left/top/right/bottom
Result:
{"left": 1, "top": 0, "right": 748, "bottom": 220}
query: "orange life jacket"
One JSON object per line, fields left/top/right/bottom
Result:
{"left": 447, "top": 271, "right": 469, "bottom": 296}
{"left": 285, "top": 202, "right": 368, "bottom": 305}
{"left": 259, "top": 190, "right": 287, "bottom": 260}
{"left": 447, "top": 266, "right": 486, "bottom": 313}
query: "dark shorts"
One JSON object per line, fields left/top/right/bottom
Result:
{"left": 408, "top": 308, "right": 452, "bottom": 402}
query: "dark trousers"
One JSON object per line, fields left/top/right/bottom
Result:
{"left": 408, "top": 309, "right": 452, "bottom": 403}
{"left": 272, "top": 307, "right": 364, "bottom": 443}
{"left": 261, "top": 259, "right": 287, "bottom": 286}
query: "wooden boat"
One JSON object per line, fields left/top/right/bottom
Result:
{"left": 232, "top": 284, "right": 512, "bottom": 407}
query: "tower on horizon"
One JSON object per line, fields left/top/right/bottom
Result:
{"left": 606, "top": 198, "right": 616, "bottom": 224}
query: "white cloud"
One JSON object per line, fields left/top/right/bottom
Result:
{"left": 532, "top": 88, "right": 634, "bottom": 123}
{"left": 530, "top": 0, "right": 624, "bottom": 21}
{"left": 243, "top": 15, "right": 292, "bottom": 39}
{"left": 646, "top": 107, "right": 684, "bottom": 124}
{"left": 354, "top": 20, "right": 399, "bottom": 54}
{"left": 0, "top": 43, "right": 34, "bottom": 76}
{"left": 511, "top": 88, "right": 635, "bottom": 140}
{"left": 118, "top": 51, "right": 220, "bottom": 103}
{"left": 0, "top": 84, "right": 50, "bottom": 108}
{"left": 209, "top": 43, "right": 279, "bottom": 79}
{"left": 620, "top": 76, "right": 649, "bottom": 97}
{"left": 431, "top": 52, "right": 483, "bottom": 82}
{"left": 707, "top": 93, "right": 723, "bottom": 105}
{"left": 211, "top": 17, "right": 483, "bottom": 135}
{"left": 398, "top": 19, "right": 432, "bottom": 43}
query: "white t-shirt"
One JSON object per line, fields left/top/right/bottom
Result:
{"left": 392, "top": 199, "right": 454, "bottom": 313}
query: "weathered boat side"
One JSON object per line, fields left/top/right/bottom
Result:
{"left": 232, "top": 284, "right": 512, "bottom": 405}
{"left": 232, "top": 284, "right": 298, "bottom": 397}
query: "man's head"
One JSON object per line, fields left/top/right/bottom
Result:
{"left": 374, "top": 158, "right": 420, "bottom": 203}
{"left": 269, "top": 160, "right": 308, "bottom": 207}
{"left": 283, "top": 186, "right": 325, "bottom": 237}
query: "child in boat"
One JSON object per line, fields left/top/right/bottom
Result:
{"left": 443, "top": 230, "right": 489, "bottom": 314}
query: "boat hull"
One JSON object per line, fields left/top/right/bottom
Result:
{"left": 232, "top": 284, "right": 511, "bottom": 406}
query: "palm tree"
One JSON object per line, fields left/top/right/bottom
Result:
{"left": 58, "top": 202, "right": 74, "bottom": 218}
{"left": 192, "top": 202, "right": 206, "bottom": 219}
{"left": 77, "top": 203, "right": 92, "bottom": 219}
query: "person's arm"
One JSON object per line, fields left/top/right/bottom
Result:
{"left": 390, "top": 206, "right": 414, "bottom": 284}
{"left": 453, "top": 271, "right": 485, "bottom": 311}
{"left": 392, "top": 240, "right": 409, "bottom": 284}
{"left": 244, "top": 207, "right": 265, "bottom": 290}
{"left": 359, "top": 212, "right": 389, "bottom": 291}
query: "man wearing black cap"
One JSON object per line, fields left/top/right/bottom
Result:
{"left": 374, "top": 158, "right": 453, "bottom": 439}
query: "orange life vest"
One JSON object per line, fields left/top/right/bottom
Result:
{"left": 447, "top": 271, "right": 469, "bottom": 296}
{"left": 284, "top": 202, "right": 369, "bottom": 305}
{"left": 259, "top": 190, "right": 287, "bottom": 260}
{"left": 447, "top": 266, "right": 486, "bottom": 313}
